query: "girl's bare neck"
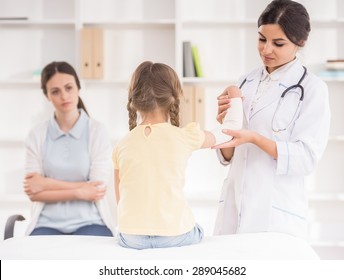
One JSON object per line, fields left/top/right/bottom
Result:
{"left": 140, "top": 109, "right": 168, "bottom": 125}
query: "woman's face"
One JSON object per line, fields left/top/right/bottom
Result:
{"left": 46, "top": 72, "right": 79, "bottom": 114}
{"left": 258, "top": 24, "right": 299, "bottom": 73}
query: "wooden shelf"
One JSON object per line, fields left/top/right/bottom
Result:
{"left": 308, "top": 193, "right": 344, "bottom": 202}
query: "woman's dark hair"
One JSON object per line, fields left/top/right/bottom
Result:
{"left": 258, "top": 0, "right": 311, "bottom": 47}
{"left": 41, "top": 61, "right": 89, "bottom": 115}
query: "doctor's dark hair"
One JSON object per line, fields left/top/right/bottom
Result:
{"left": 127, "top": 61, "right": 181, "bottom": 131}
{"left": 41, "top": 61, "right": 89, "bottom": 116}
{"left": 258, "top": 0, "right": 311, "bottom": 47}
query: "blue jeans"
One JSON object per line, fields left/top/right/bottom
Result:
{"left": 118, "top": 224, "right": 204, "bottom": 250}
{"left": 30, "top": 224, "right": 113, "bottom": 237}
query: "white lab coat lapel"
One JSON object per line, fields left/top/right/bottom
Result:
{"left": 248, "top": 60, "right": 306, "bottom": 121}
{"left": 277, "top": 60, "right": 306, "bottom": 94}
{"left": 249, "top": 82, "right": 280, "bottom": 120}
{"left": 241, "top": 71, "right": 261, "bottom": 125}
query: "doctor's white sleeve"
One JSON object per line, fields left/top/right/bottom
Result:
{"left": 275, "top": 80, "right": 331, "bottom": 176}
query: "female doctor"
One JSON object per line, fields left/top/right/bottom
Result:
{"left": 213, "top": 0, "right": 330, "bottom": 239}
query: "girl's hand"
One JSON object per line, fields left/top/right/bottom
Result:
{"left": 216, "top": 90, "right": 231, "bottom": 124}
{"left": 216, "top": 86, "right": 245, "bottom": 124}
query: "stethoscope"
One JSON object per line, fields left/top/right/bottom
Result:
{"left": 239, "top": 66, "right": 307, "bottom": 132}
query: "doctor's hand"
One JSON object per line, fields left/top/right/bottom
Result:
{"left": 212, "top": 129, "right": 256, "bottom": 149}
{"left": 212, "top": 129, "right": 277, "bottom": 159}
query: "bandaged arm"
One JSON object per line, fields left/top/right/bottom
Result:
{"left": 211, "top": 97, "right": 243, "bottom": 145}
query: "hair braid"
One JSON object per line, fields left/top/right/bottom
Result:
{"left": 169, "top": 91, "right": 180, "bottom": 127}
{"left": 127, "top": 99, "right": 137, "bottom": 130}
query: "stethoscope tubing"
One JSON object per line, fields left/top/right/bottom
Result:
{"left": 239, "top": 66, "right": 307, "bottom": 132}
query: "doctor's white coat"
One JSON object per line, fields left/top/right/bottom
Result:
{"left": 214, "top": 59, "right": 331, "bottom": 238}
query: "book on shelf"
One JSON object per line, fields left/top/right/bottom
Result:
{"left": 326, "top": 59, "right": 344, "bottom": 70}
{"left": 191, "top": 45, "right": 203, "bottom": 77}
{"left": 183, "top": 41, "right": 196, "bottom": 77}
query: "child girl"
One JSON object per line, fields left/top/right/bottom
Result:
{"left": 113, "top": 61, "right": 242, "bottom": 249}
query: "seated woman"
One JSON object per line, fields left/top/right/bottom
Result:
{"left": 23, "top": 61, "right": 116, "bottom": 236}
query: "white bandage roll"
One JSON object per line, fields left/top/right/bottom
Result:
{"left": 211, "top": 97, "right": 243, "bottom": 145}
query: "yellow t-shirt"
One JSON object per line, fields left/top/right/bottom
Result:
{"left": 113, "top": 122, "right": 205, "bottom": 236}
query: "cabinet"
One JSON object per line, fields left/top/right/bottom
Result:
{"left": 80, "top": 28, "right": 104, "bottom": 79}
{"left": 180, "top": 85, "right": 205, "bottom": 128}
{"left": 0, "top": 0, "right": 343, "bottom": 258}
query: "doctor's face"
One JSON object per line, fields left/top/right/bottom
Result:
{"left": 258, "top": 24, "right": 299, "bottom": 73}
